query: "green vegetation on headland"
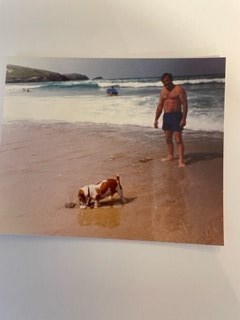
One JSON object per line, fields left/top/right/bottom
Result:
{"left": 6, "top": 65, "right": 89, "bottom": 83}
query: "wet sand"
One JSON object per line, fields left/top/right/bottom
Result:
{"left": 0, "top": 122, "right": 223, "bottom": 245}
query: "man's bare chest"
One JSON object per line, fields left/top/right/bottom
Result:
{"left": 162, "top": 87, "right": 180, "bottom": 100}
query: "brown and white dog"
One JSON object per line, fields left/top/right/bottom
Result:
{"left": 78, "top": 175, "right": 127, "bottom": 208}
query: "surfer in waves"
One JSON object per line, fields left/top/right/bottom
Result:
{"left": 106, "top": 86, "right": 118, "bottom": 96}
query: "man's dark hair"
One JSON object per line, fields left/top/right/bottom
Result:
{"left": 161, "top": 73, "right": 173, "bottom": 81}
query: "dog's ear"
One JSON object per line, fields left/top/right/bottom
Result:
{"left": 78, "top": 189, "right": 84, "bottom": 196}
{"left": 78, "top": 189, "right": 86, "bottom": 202}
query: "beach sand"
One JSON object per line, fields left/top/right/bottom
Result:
{"left": 0, "top": 122, "right": 223, "bottom": 245}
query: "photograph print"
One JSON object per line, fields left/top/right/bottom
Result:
{"left": 0, "top": 57, "right": 225, "bottom": 245}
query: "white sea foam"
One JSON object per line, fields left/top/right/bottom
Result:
{"left": 5, "top": 77, "right": 225, "bottom": 94}
{"left": 97, "top": 80, "right": 162, "bottom": 88}
{"left": 3, "top": 92, "right": 224, "bottom": 132}
{"left": 3, "top": 76, "right": 225, "bottom": 132}
{"left": 174, "top": 78, "right": 225, "bottom": 85}
{"left": 187, "top": 113, "right": 223, "bottom": 132}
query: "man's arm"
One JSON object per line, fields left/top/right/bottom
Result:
{"left": 179, "top": 87, "right": 188, "bottom": 128}
{"left": 154, "top": 94, "right": 164, "bottom": 128}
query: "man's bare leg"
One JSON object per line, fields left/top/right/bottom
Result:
{"left": 174, "top": 131, "right": 186, "bottom": 167}
{"left": 162, "top": 131, "right": 175, "bottom": 161}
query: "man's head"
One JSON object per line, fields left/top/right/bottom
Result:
{"left": 161, "top": 73, "right": 174, "bottom": 90}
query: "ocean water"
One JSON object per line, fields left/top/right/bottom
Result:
{"left": 4, "top": 76, "right": 225, "bottom": 132}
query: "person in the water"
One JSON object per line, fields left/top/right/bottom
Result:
{"left": 106, "top": 86, "right": 118, "bottom": 96}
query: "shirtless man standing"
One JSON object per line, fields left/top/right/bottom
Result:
{"left": 154, "top": 73, "right": 188, "bottom": 167}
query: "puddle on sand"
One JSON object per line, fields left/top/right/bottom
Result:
{"left": 78, "top": 207, "right": 120, "bottom": 229}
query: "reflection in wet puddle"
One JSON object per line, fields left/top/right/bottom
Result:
{"left": 78, "top": 207, "right": 120, "bottom": 228}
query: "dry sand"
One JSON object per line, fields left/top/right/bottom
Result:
{"left": 0, "top": 122, "right": 223, "bottom": 245}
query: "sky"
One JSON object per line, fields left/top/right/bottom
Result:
{"left": 7, "top": 57, "right": 225, "bottom": 79}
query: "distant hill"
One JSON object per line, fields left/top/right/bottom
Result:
{"left": 6, "top": 65, "right": 89, "bottom": 83}
{"left": 63, "top": 73, "right": 89, "bottom": 81}
{"left": 92, "top": 76, "right": 103, "bottom": 80}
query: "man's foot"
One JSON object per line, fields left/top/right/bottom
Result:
{"left": 161, "top": 155, "right": 174, "bottom": 162}
{"left": 178, "top": 161, "right": 186, "bottom": 168}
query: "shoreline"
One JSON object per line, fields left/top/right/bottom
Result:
{"left": 0, "top": 121, "right": 223, "bottom": 245}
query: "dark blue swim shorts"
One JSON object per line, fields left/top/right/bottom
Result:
{"left": 162, "top": 112, "right": 183, "bottom": 132}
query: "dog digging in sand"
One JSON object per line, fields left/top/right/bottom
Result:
{"left": 78, "top": 175, "right": 127, "bottom": 209}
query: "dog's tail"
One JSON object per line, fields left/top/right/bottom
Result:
{"left": 116, "top": 174, "right": 123, "bottom": 190}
